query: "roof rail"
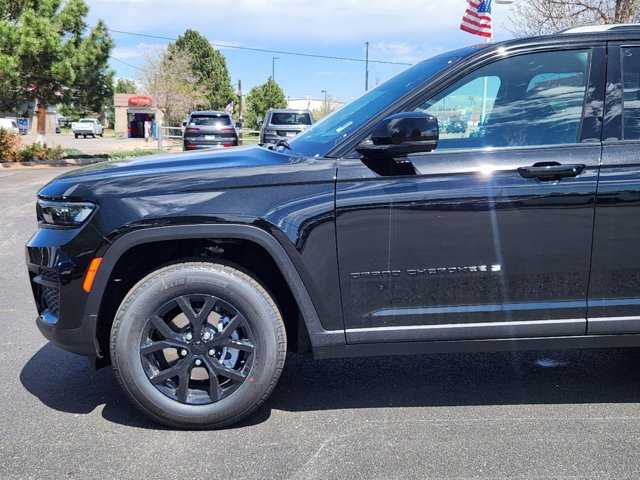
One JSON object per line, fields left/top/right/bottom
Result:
{"left": 560, "top": 24, "right": 640, "bottom": 34}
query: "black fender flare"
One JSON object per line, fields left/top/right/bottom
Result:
{"left": 86, "top": 224, "right": 345, "bottom": 352}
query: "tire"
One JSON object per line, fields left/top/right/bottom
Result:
{"left": 74, "top": 134, "right": 78, "bottom": 139}
{"left": 83, "top": 135, "right": 87, "bottom": 138}
{"left": 92, "top": 134, "right": 95, "bottom": 138}
{"left": 110, "top": 262, "right": 286, "bottom": 429}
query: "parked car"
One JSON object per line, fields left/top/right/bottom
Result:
{"left": 0, "top": 118, "right": 19, "bottom": 135}
{"left": 71, "top": 118, "right": 103, "bottom": 138}
{"left": 183, "top": 111, "right": 238, "bottom": 150}
{"left": 26, "top": 25, "right": 640, "bottom": 429}
{"left": 446, "top": 120, "right": 467, "bottom": 134}
{"left": 259, "top": 109, "right": 314, "bottom": 144}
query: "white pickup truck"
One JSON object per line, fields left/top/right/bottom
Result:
{"left": 71, "top": 118, "right": 103, "bottom": 138}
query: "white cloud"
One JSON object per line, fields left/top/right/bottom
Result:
{"left": 87, "top": 0, "right": 515, "bottom": 46}
{"left": 370, "top": 42, "right": 447, "bottom": 65}
{"left": 111, "top": 42, "right": 163, "bottom": 60}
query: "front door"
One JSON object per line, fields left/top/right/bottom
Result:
{"left": 337, "top": 47, "right": 606, "bottom": 344}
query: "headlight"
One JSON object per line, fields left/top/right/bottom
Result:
{"left": 37, "top": 200, "right": 96, "bottom": 227}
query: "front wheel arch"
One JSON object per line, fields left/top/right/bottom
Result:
{"left": 89, "top": 225, "right": 338, "bottom": 363}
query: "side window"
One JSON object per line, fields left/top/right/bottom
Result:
{"left": 622, "top": 47, "right": 640, "bottom": 140}
{"left": 416, "top": 50, "right": 590, "bottom": 150}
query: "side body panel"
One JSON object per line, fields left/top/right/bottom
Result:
{"left": 589, "top": 42, "right": 640, "bottom": 333}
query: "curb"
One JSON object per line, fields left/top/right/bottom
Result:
{"left": 0, "top": 156, "right": 112, "bottom": 169}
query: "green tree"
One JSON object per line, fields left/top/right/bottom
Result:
{"left": 245, "top": 78, "right": 287, "bottom": 129}
{"left": 0, "top": 0, "right": 30, "bottom": 21}
{"left": 172, "top": 29, "right": 235, "bottom": 110}
{"left": 0, "top": 0, "right": 113, "bottom": 140}
{"left": 115, "top": 78, "right": 137, "bottom": 94}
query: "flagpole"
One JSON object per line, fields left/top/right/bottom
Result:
{"left": 481, "top": 36, "right": 490, "bottom": 124}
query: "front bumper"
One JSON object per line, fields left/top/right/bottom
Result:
{"left": 26, "top": 224, "right": 104, "bottom": 360}
{"left": 36, "top": 313, "right": 100, "bottom": 357}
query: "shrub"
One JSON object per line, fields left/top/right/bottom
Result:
{"left": 0, "top": 129, "right": 23, "bottom": 162}
{"left": 20, "top": 143, "right": 65, "bottom": 162}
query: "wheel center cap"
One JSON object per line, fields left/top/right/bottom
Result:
{"left": 192, "top": 341, "right": 206, "bottom": 355}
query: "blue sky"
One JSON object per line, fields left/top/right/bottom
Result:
{"left": 86, "top": 0, "right": 517, "bottom": 103}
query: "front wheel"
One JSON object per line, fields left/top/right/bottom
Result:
{"left": 110, "top": 262, "right": 286, "bottom": 429}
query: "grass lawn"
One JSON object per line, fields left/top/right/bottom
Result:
{"left": 64, "top": 148, "right": 163, "bottom": 160}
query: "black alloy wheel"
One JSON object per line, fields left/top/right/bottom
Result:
{"left": 110, "top": 262, "right": 286, "bottom": 429}
{"left": 140, "top": 294, "right": 255, "bottom": 405}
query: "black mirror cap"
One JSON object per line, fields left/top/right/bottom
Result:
{"left": 357, "top": 112, "right": 439, "bottom": 159}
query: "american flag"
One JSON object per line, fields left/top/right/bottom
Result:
{"left": 460, "top": 0, "right": 492, "bottom": 38}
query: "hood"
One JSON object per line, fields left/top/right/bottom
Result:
{"left": 38, "top": 145, "right": 336, "bottom": 201}
{"left": 57, "top": 145, "right": 290, "bottom": 181}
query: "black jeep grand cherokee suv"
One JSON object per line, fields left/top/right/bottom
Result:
{"left": 26, "top": 26, "right": 640, "bottom": 429}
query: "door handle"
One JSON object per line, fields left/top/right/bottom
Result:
{"left": 518, "top": 162, "right": 585, "bottom": 180}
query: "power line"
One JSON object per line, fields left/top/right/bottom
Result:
{"left": 110, "top": 55, "right": 147, "bottom": 72}
{"left": 108, "top": 29, "right": 413, "bottom": 66}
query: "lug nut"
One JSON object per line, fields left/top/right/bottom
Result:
{"left": 203, "top": 332, "right": 212, "bottom": 340}
{"left": 180, "top": 349, "right": 188, "bottom": 357}
{"left": 185, "top": 333, "right": 193, "bottom": 341}
{"left": 208, "top": 349, "right": 216, "bottom": 356}
{"left": 195, "top": 359, "right": 202, "bottom": 366}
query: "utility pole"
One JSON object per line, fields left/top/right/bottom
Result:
{"left": 238, "top": 79, "right": 243, "bottom": 126}
{"left": 321, "top": 90, "right": 327, "bottom": 115}
{"left": 365, "top": 41, "right": 369, "bottom": 91}
{"left": 272, "top": 57, "right": 279, "bottom": 81}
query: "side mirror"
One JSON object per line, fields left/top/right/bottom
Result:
{"left": 257, "top": 119, "right": 264, "bottom": 128}
{"left": 357, "top": 112, "right": 439, "bottom": 161}
{"left": 182, "top": 122, "right": 187, "bottom": 127}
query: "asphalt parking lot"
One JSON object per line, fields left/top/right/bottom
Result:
{"left": 2, "top": 166, "right": 640, "bottom": 479}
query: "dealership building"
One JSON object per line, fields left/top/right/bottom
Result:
{"left": 114, "top": 93, "right": 164, "bottom": 138}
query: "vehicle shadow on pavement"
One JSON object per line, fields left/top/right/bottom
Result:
{"left": 267, "top": 348, "right": 640, "bottom": 411}
{"left": 20, "top": 344, "right": 640, "bottom": 429}
{"left": 19, "top": 343, "right": 270, "bottom": 429}
{"left": 19, "top": 343, "right": 165, "bottom": 429}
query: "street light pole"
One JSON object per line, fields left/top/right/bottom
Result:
{"left": 365, "top": 41, "right": 369, "bottom": 91}
{"left": 272, "top": 57, "right": 279, "bottom": 81}
{"left": 321, "top": 90, "right": 327, "bottom": 115}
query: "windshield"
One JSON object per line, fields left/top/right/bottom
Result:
{"left": 288, "top": 52, "right": 469, "bottom": 157}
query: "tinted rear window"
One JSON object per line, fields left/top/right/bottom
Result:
{"left": 270, "top": 113, "right": 311, "bottom": 126}
{"left": 189, "top": 115, "right": 231, "bottom": 126}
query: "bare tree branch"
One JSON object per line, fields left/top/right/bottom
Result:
{"left": 137, "top": 46, "right": 208, "bottom": 126}
{"left": 506, "top": 0, "right": 639, "bottom": 37}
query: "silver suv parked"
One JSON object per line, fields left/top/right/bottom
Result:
{"left": 259, "top": 109, "right": 314, "bottom": 144}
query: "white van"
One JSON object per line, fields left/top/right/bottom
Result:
{"left": 0, "top": 118, "right": 19, "bottom": 135}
